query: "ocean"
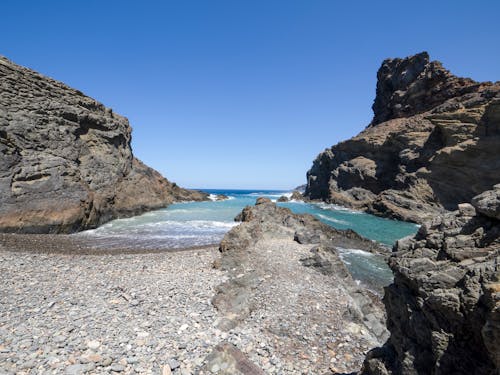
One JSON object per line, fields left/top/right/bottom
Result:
{"left": 77, "top": 189, "right": 419, "bottom": 290}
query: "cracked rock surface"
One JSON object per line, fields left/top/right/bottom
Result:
{"left": 0, "top": 56, "right": 206, "bottom": 233}
{"left": 306, "top": 52, "right": 500, "bottom": 223}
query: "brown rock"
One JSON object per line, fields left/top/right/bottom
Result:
{"left": 305, "top": 52, "right": 500, "bottom": 223}
{"left": 0, "top": 55, "right": 207, "bottom": 233}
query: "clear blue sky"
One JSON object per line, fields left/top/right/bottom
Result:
{"left": 2, "top": 1, "right": 499, "bottom": 189}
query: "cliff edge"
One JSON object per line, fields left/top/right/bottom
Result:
{"left": 306, "top": 52, "right": 500, "bottom": 223}
{"left": 0, "top": 56, "right": 206, "bottom": 233}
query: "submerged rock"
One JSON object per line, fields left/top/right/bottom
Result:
{"left": 359, "top": 187, "right": 500, "bottom": 375}
{"left": 0, "top": 56, "right": 207, "bottom": 233}
{"left": 305, "top": 52, "right": 500, "bottom": 223}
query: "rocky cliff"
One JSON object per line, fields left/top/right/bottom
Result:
{"left": 306, "top": 52, "right": 500, "bottom": 223}
{"left": 0, "top": 56, "right": 207, "bottom": 233}
{"left": 360, "top": 187, "right": 500, "bottom": 375}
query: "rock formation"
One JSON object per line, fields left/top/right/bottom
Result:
{"left": 0, "top": 56, "right": 206, "bottom": 233}
{"left": 360, "top": 187, "right": 500, "bottom": 375}
{"left": 212, "top": 198, "right": 389, "bottom": 373}
{"left": 306, "top": 52, "right": 500, "bottom": 223}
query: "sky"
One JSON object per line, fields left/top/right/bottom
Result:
{"left": 2, "top": 1, "right": 500, "bottom": 189}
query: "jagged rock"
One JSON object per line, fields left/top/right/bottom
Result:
{"left": 294, "top": 229, "right": 321, "bottom": 244}
{"left": 359, "top": 188, "right": 500, "bottom": 375}
{"left": 0, "top": 56, "right": 207, "bottom": 233}
{"left": 213, "top": 200, "right": 392, "bottom": 372}
{"left": 306, "top": 52, "right": 500, "bottom": 223}
{"left": 471, "top": 184, "right": 500, "bottom": 220}
{"left": 277, "top": 195, "right": 289, "bottom": 202}
{"left": 214, "top": 200, "right": 387, "bottom": 339}
{"left": 290, "top": 190, "right": 304, "bottom": 201}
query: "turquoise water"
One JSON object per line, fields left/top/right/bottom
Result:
{"left": 79, "top": 189, "right": 418, "bottom": 290}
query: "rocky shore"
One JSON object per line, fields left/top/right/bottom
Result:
{"left": 0, "top": 199, "right": 391, "bottom": 375}
{"left": 360, "top": 187, "right": 500, "bottom": 375}
{"left": 211, "top": 198, "right": 389, "bottom": 374}
{"left": 305, "top": 52, "right": 500, "bottom": 223}
{"left": 0, "top": 56, "right": 206, "bottom": 234}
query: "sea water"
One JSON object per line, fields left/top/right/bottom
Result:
{"left": 78, "top": 189, "right": 419, "bottom": 291}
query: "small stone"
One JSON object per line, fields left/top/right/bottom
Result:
{"left": 110, "top": 363, "right": 125, "bottom": 372}
{"left": 20, "top": 360, "right": 36, "bottom": 369}
{"left": 65, "top": 364, "right": 88, "bottom": 375}
{"left": 458, "top": 203, "right": 476, "bottom": 217}
{"left": 126, "top": 357, "right": 138, "bottom": 364}
{"left": 53, "top": 335, "right": 66, "bottom": 343}
{"left": 101, "top": 357, "right": 113, "bottom": 366}
{"left": 179, "top": 324, "right": 189, "bottom": 331}
{"left": 168, "top": 359, "right": 181, "bottom": 370}
{"left": 86, "top": 353, "right": 103, "bottom": 363}
{"left": 86, "top": 340, "right": 100, "bottom": 350}
{"left": 162, "top": 365, "right": 172, "bottom": 375}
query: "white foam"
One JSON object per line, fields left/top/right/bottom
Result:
{"left": 317, "top": 214, "right": 348, "bottom": 225}
{"left": 314, "top": 202, "right": 361, "bottom": 214}
{"left": 336, "top": 247, "right": 375, "bottom": 257}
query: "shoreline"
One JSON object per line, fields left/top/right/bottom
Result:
{"left": 0, "top": 233, "right": 219, "bottom": 256}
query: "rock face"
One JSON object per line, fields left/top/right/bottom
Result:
{"left": 306, "top": 52, "right": 500, "bottom": 223}
{"left": 360, "top": 188, "right": 500, "bottom": 375}
{"left": 0, "top": 56, "right": 206, "bottom": 233}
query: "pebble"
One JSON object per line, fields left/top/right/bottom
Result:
{"left": 169, "top": 358, "right": 181, "bottom": 370}
{"left": 65, "top": 363, "right": 91, "bottom": 375}
{"left": 110, "top": 363, "right": 125, "bottom": 372}
{"left": 0, "top": 230, "right": 382, "bottom": 374}
{"left": 86, "top": 340, "right": 100, "bottom": 350}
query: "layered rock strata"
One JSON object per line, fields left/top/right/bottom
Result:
{"left": 360, "top": 187, "right": 500, "bottom": 375}
{"left": 0, "top": 56, "right": 206, "bottom": 233}
{"left": 211, "top": 198, "right": 389, "bottom": 373}
{"left": 306, "top": 52, "right": 500, "bottom": 223}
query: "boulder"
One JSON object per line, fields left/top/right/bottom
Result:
{"left": 471, "top": 184, "right": 500, "bottom": 220}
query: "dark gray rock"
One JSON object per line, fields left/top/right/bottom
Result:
{"left": 294, "top": 229, "right": 321, "bottom": 244}
{"left": 305, "top": 52, "right": 500, "bottom": 223}
{"left": 359, "top": 189, "right": 500, "bottom": 375}
{"left": 215, "top": 200, "right": 388, "bottom": 340}
{"left": 471, "top": 184, "right": 500, "bottom": 220}
{"left": 371, "top": 51, "right": 480, "bottom": 126}
{"left": 0, "top": 56, "right": 207, "bottom": 233}
{"left": 290, "top": 190, "right": 304, "bottom": 201}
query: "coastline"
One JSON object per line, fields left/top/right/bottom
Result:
{"left": 0, "top": 200, "right": 390, "bottom": 374}
{"left": 0, "top": 233, "right": 218, "bottom": 256}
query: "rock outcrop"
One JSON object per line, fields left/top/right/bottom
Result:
{"left": 212, "top": 198, "right": 389, "bottom": 373}
{"left": 306, "top": 52, "right": 500, "bottom": 223}
{"left": 360, "top": 188, "right": 500, "bottom": 375}
{"left": 0, "top": 56, "right": 206, "bottom": 233}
